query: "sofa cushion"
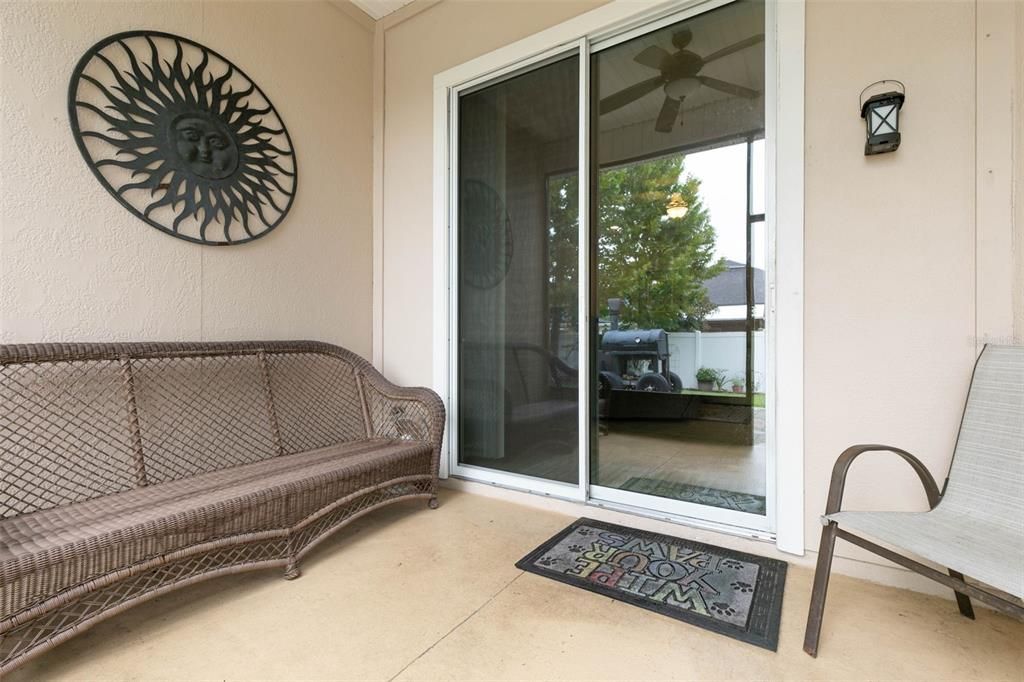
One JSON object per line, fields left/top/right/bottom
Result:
{"left": 0, "top": 438, "right": 432, "bottom": 616}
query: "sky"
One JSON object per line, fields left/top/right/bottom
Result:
{"left": 682, "top": 139, "right": 766, "bottom": 269}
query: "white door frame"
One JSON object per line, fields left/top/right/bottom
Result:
{"left": 432, "top": 0, "right": 805, "bottom": 554}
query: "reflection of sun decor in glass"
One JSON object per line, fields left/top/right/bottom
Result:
{"left": 68, "top": 31, "right": 297, "bottom": 245}
{"left": 460, "top": 179, "right": 513, "bottom": 289}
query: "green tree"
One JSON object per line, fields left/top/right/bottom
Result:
{"left": 546, "top": 173, "right": 580, "bottom": 327}
{"left": 546, "top": 154, "right": 723, "bottom": 332}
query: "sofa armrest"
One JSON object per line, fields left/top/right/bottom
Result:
{"left": 359, "top": 372, "right": 445, "bottom": 460}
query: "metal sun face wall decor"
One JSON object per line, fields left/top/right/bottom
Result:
{"left": 68, "top": 31, "right": 297, "bottom": 245}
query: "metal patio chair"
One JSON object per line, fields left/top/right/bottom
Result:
{"left": 803, "top": 344, "right": 1024, "bottom": 657}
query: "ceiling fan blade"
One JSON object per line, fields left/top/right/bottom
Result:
{"left": 599, "top": 76, "right": 663, "bottom": 114}
{"left": 671, "top": 29, "right": 693, "bottom": 51}
{"left": 634, "top": 45, "right": 671, "bottom": 70}
{"left": 701, "top": 34, "right": 765, "bottom": 63}
{"left": 655, "top": 96, "right": 681, "bottom": 133}
{"left": 698, "top": 76, "right": 760, "bottom": 99}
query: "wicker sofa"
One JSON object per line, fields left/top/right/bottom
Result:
{"left": 0, "top": 341, "right": 444, "bottom": 674}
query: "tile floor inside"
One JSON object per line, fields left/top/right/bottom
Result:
{"left": 463, "top": 411, "right": 766, "bottom": 502}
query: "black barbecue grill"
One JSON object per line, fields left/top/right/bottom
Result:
{"left": 599, "top": 328, "right": 681, "bottom": 394}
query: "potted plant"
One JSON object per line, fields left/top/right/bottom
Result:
{"left": 730, "top": 375, "right": 745, "bottom": 393}
{"left": 695, "top": 367, "right": 722, "bottom": 392}
{"left": 713, "top": 370, "right": 728, "bottom": 392}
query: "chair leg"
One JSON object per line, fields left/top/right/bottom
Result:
{"left": 948, "top": 570, "right": 975, "bottom": 619}
{"left": 803, "top": 521, "right": 838, "bottom": 657}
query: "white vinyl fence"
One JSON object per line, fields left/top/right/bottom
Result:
{"left": 554, "top": 330, "right": 765, "bottom": 392}
{"left": 666, "top": 331, "right": 765, "bottom": 391}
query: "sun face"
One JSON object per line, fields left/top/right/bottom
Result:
{"left": 69, "top": 31, "right": 297, "bottom": 245}
{"left": 172, "top": 113, "right": 239, "bottom": 180}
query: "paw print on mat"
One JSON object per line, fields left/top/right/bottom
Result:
{"left": 709, "top": 602, "right": 737, "bottom": 617}
{"left": 537, "top": 556, "right": 558, "bottom": 567}
{"left": 720, "top": 558, "right": 745, "bottom": 571}
{"left": 568, "top": 544, "right": 586, "bottom": 552}
{"left": 731, "top": 581, "right": 753, "bottom": 593}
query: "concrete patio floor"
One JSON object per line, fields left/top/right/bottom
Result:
{"left": 9, "top": 489, "right": 1022, "bottom": 681}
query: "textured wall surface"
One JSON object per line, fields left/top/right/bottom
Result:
{"left": 0, "top": 1, "right": 373, "bottom": 356}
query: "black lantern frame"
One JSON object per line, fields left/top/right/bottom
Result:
{"left": 859, "top": 81, "right": 905, "bottom": 156}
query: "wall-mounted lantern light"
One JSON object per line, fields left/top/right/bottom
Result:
{"left": 859, "top": 80, "right": 905, "bottom": 156}
{"left": 666, "top": 192, "right": 688, "bottom": 219}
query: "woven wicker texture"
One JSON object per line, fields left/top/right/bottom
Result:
{"left": 366, "top": 381, "right": 435, "bottom": 443}
{"left": 133, "top": 354, "right": 281, "bottom": 484}
{"left": 0, "top": 360, "right": 139, "bottom": 518}
{"left": 0, "top": 341, "right": 445, "bottom": 674}
{"left": 0, "top": 478, "right": 433, "bottom": 669}
{"left": 0, "top": 440, "right": 432, "bottom": 618}
{"left": 265, "top": 351, "right": 368, "bottom": 453}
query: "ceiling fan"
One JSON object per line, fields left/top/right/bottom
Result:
{"left": 599, "top": 28, "right": 764, "bottom": 133}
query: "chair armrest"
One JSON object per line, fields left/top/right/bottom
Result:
{"left": 825, "top": 444, "right": 941, "bottom": 515}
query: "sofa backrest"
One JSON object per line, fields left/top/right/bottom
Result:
{"left": 0, "top": 341, "right": 374, "bottom": 518}
{"left": 1, "top": 356, "right": 141, "bottom": 518}
{"left": 264, "top": 350, "right": 369, "bottom": 454}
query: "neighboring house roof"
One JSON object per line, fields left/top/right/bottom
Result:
{"left": 704, "top": 259, "right": 765, "bottom": 307}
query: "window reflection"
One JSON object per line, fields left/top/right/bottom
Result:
{"left": 591, "top": 1, "right": 768, "bottom": 515}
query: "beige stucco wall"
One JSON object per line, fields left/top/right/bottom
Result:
{"left": 804, "top": 0, "right": 978, "bottom": 564}
{"left": 0, "top": 1, "right": 374, "bottom": 355}
{"left": 377, "top": 0, "right": 1021, "bottom": 580}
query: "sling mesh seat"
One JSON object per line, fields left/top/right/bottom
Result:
{"left": 804, "top": 344, "right": 1024, "bottom": 656}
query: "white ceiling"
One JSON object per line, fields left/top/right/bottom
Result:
{"left": 348, "top": 0, "right": 416, "bottom": 20}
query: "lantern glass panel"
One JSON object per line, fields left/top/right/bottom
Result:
{"left": 870, "top": 103, "right": 897, "bottom": 134}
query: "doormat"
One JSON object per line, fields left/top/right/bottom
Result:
{"left": 621, "top": 477, "right": 767, "bottom": 515}
{"left": 516, "top": 518, "right": 786, "bottom": 650}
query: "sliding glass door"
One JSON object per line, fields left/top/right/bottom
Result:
{"left": 455, "top": 54, "right": 581, "bottom": 487}
{"left": 450, "top": 0, "right": 771, "bottom": 530}
{"left": 589, "top": 0, "right": 768, "bottom": 528}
